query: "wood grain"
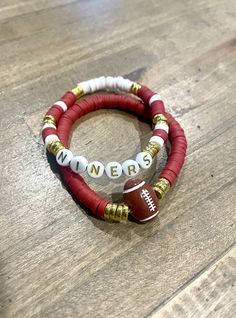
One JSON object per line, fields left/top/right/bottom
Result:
{"left": 0, "top": 0, "right": 235, "bottom": 317}
{"left": 150, "top": 244, "right": 236, "bottom": 318}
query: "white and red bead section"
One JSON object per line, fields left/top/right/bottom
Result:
{"left": 87, "top": 161, "right": 104, "bottom": 178}
{"left": 122, "top": 159, "right": 140, "bottom": 177}
{"left": 123, "top": 179, "right": 159, "bottom": 222}
{"left": 105, "top": 161, "right": 122, "bottom": 179}
{"left": 54, "top": 100, "right": 68, "bottom": 112}
{"left": 136, "top": 152, "right": 152, "bottom": 169}
{"left": 70, "top": 156, "right": 88, "bottom": 173}
{"left": 42, "top": 123, "right": 56, "bottom": 130}
{"left": 154, "top": 122, "right": 169, "bottom": 133}
{"left": 148, "top": 94, "right": 162, "bottom": 105}
{"left": 56, "top": 149, "right": 73, "bottom": 166}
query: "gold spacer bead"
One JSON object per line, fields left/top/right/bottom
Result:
{"left": 130, "top": 82, "right": 142, "bottom": 95}
{"left": 47, "top": 141, "right": 65, "bottom": 155}
{"left": 107, "top": 203, "right": 117, "bottom": 220}
{"left": 120, "top": 205, "right": 130, "bottom": 221}
{"left": 153, "top": 114, "right": 168, "bottom": 125}
{"left": 143, "top": 141, "right": 161, "bottom": 158}
{"left": 116, "top": 205, "right": 123, "bottom": 221}
{"left": 153, "top": 178, "right": 171, "bottom": 199}
{"left": 43, "top": 115, "right": 56, "bottom": 125}
{"left": 104, "top": 203, "right": 112, "bottom": 220}
{"left": 104, "top": 203, "right": 130, "bottom": 221}
{"left": 104, "top": 203, "right": 111, "bottom": 219}
{"left": 106, "top": 203, "right": 120, "bottom": 221}
{"left": 71, "top": 85, "right": 84, "bottom": 98}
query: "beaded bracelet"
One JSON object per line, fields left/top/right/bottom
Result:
{"left": 42, "top": 91, "right": 187, "bottom": 223}
{"left": 42, "top": 76, "right": 169, "bottom": 179}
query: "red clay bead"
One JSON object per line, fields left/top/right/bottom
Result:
{"left": 123, "top": 179, "right": 159, "bottom": 222}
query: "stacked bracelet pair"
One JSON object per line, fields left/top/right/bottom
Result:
{"left": 42, "top": 76, "right": 187, "bottom": 223}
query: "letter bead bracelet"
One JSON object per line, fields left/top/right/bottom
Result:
{"left": 43, "top": 77, "right": 168, "bottom": 179}
{"left": 42, "top": 77, "right": 187, "bottom": 223}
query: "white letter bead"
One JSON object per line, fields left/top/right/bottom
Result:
{"left": 122, "top": 160, "right": 140, "bottom": 177}
{"left": 150, "top": 136, "right": 164, "bottom": 147}
{"left": 154, "top": 122, "right": 169, "bottom": 133}
{"left": 105, "top": 162, "right": 122, "bottom": 179}
{"left": 70, "top": 156, "right": 88, "bottom": 173}
{"left": 87, "top": 161, "right": 104, "bottom": 178}
{"left": 56, "top": 149, "right": 73, "bottom": 166}
{"left": 136, "top": 152, "right": 153, "bottom": 169}
{"left": 149, "top": 94, "right": 162, "bottom": 106}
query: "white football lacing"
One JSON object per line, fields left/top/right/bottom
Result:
{"left": 141, "top": 189, "right": 156, "bottom": 212}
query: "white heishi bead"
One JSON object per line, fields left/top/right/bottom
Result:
{"left": 105, "top": 161, "right": 122, "bottom": 179}
{"left": 99, "top": 76, "right": 106, "bottom": 90}
{"left": 106, "top": 76, "right": 116, "bottom": 89}
{"left": 150, "top": 136, "right": 164, "bottom": 147}
{"left": 117, "top": 76, "right": 125, "bottom": 90}
{"left": 54, "top": 101, "right": 67, "bottom": 112}
{"left": 116, "top": 76, "right": 133, "bottom": 91}
{"left": 123, "top": 78, "right": 133, "bottom": 91}
{"left": 105, "top": 76, "right": 112, "bottom": 88}
{"left": 87, "top": 161, "right": 104, "bottom": 178}
{"left": 110, "top": 76, "right": 116, "bottom": 88}
{"left": 149, "top": 94, "right": 162, "bottom": 106}
{"left": 79, "top": 81, "right": 91, "bottom": 94}
{"left": 88, "top": 79, "right": 97, "bottom": 92}
{"left": 113, "top": 76, "right": 119, "bottom": 89}
{"left": 56, "top": 149, "right": 73, "bottom": 167}
{"left": 70, "top": 156, "right": 88, "bottom": 173}
{"left": 42, "top": 123, "right": 56, "bottom": 130}
{"left": 136, "top": 152, "right": 153, "bottom": 169}
{"left": 122, "top": 159, "right": 140, "bottom": 177}
{"left": 44, "top": 134, "right": 59, "bottom": 147}
{"left": 95, "top": 77, "right": 102, "bottom": 90}
{"left": 154, "top": 122, "right": 169, "bottom": 133}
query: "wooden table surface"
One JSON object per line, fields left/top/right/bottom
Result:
{"left": 0, "top": 0, "right": 236, "bottom": 317}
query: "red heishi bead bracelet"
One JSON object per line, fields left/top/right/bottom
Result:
{"left": 42, "top": 92, "right": 186, "bottom": 223}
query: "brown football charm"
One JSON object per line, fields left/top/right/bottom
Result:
{"left": 123, "top": 179, "right": 159, "bottom": 222}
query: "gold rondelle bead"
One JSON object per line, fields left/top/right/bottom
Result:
{"left": 104, "top": 203, "right": 112, "bottom": 219}
{"left": 130, "top": 82, "right": 141, "bottom": 95}
{"left": 47, "top": 141, "right": 65, "bottom": 155}
{"left": 104, "top": 203, "right": 117, "bottom": 220}
{"left": 71, "top": 85, "right": 84, "bottom": 98}
{"left": 153, "top": 114, "right": 168, "bottom": 125}
{"left": 116, "top": 205, "right": 123, "bottom": 221}
{"left": 109, "top": 204, "right": 118, "bottom": 220}
{"left": 143, "top": 141, "right": 161, "bottom": 157}
{"left": 105, "top": 203, "right": 116, "bottom": 220}
{"left": 43, "top": 115, "right": 56, "bottom": 125}
{"left": 120, "top": 205, "right": 130, "bottom": 221}
{"left": 153, "top": 178, "right": 171, "bottom": 199}
{"left": 104, "top": 203, "right": 130, "bottom": 221}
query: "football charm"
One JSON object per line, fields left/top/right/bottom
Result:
{"left": 123, "top": 179, "right": 159, "bottom": 222}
